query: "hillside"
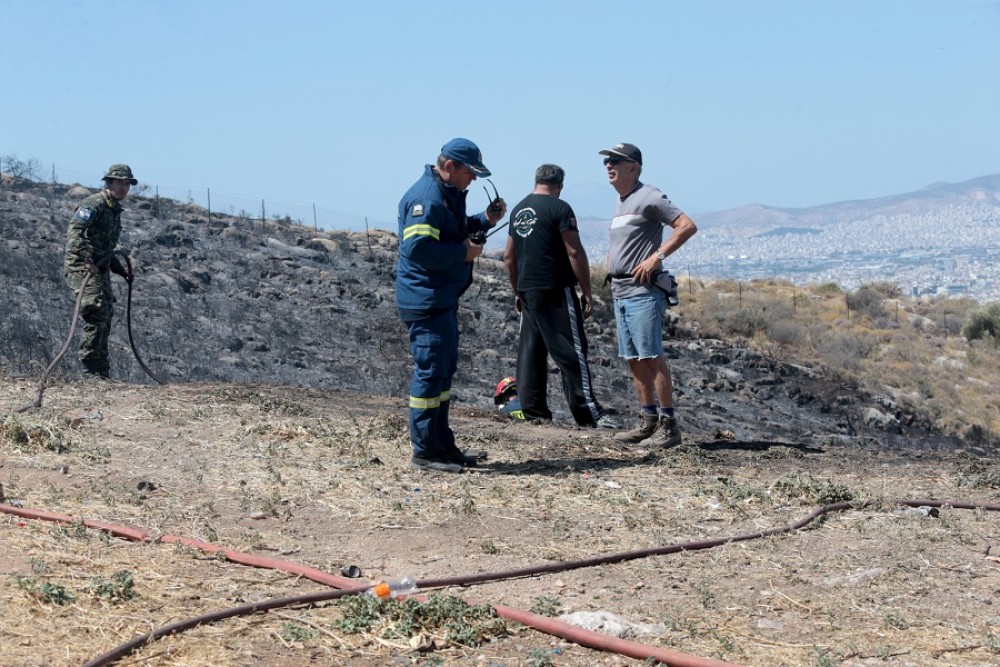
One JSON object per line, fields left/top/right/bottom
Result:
{"left": 2, "top": 175, "right": 1000, "bottom": 666}
{"left": 5, "top": 171, "right": 1000, "bottom": 448}
{"left": 1, "top": 173, "right": 989, "bottom": 450}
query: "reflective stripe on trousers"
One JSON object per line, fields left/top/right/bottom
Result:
{"left": 405, "top": 307, "right": 459, "bottom": 459}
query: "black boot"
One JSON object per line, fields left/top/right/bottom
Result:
{"left": 82, "top": 363, "right": 110, "bottom": 379}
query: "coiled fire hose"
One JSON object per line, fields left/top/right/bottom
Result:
{"left": 15, "top": 250, "right": 163, "bottom": 413}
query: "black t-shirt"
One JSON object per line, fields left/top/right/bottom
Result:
{"left": 508, "top": 193, "right": 579, "bottom": 291}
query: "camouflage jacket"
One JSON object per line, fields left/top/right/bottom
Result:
{"left": 64, "top": 191, "right": 125, "bottom": 273}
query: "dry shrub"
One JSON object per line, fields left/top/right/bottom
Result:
{"left": 911, "top": 296, "right": 978, "bottom": 337}
{"left": 668, "top": 278, "right": 994, "bottom": 441}
{"left": 766, "top": 318, "right": 804, "bottom": 347}
{"left": 878, "top": 332, "right": 927, "bottom": 364}
{"left": 0, "top": 415, "right": 71, "bottom": 453}
{"left": 866, "top": 281, "right": 903, "bottom": 298}
{"left": 691, "top": 288, "right": 794, "bottom": 340}
{"left": 846, "top": 285, "right": 887, "bottom": 320}
{"left": 819, "top": 330, "right": 881, "bottom": 374}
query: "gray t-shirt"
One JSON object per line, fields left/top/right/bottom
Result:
{"left": 607, "top": 182, "right": 682, "bottom": 299}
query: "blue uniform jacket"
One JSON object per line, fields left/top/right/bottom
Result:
{"left": 396, "top": 165, "right": 490, "bottom": 321}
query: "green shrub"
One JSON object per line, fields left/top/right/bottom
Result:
{"left": 89, "top": 570, "right": 137, "bottom": 601}
{"left": 336, "top": 593, "right": 507, "bottom": 647}
{"left": 962, "top": 302, "right": 1000, "bottom": 346}
{"left": 17, "top": 578, "right": 76, "bottom": 605}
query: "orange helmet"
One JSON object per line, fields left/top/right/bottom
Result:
{"left": 494, "top": 376, "right": 517, "bottom": 404}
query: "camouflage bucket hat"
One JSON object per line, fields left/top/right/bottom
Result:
{"left": 104, "top": 163, "right": 138, "bottom": 185}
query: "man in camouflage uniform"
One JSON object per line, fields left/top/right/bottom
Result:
{"left": 63, "top": 164, "right": 137, "bottom": 378}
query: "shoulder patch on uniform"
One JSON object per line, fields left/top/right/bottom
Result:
{"left": 412, "top": 204, "right": 424, "bottom": 217}
{"left": 76, "top": 207, "right": 93, "bottom": 221}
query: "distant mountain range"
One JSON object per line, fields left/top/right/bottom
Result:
{"left": 691, "top": 172, "right": 1000, "bottom": 230}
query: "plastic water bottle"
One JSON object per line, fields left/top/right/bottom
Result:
{"left": 366, "top": 576, "right": 418, "bottom": 599}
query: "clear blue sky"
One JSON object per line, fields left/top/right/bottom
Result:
{"left": 2, "top": 0, "right": 997, "bottom": 230}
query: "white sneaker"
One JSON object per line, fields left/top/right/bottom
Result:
{"left": 595, "top": 413, "right": 623, "bottom": 429}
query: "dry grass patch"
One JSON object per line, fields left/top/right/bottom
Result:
{"left": 674, "top": 280, "right": 1000, "bottom": 443}
{"left": 2, "top": 379, "right": 1000, "bottom": 665}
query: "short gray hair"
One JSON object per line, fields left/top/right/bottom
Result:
{"left": 534, "top": 164, "right": 565, "bottom": 187}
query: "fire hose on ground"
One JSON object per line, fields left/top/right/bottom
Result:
{"left": 4, "top": 497, "right": 999, "bottom": 667}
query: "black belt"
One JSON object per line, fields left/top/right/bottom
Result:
{"left": 603, "top": 273, "right": 632, "bottom": 286}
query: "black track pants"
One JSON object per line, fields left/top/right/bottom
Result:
{"left": 516, "top": 287, "right": 602, "bottom": 425}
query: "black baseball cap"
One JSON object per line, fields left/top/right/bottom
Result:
{"left": 598, "top": 143, "right": 642, "bottom": 165}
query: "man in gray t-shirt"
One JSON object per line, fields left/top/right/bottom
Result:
{"left": 599, "top": 142, "right": 697, "bottom": 448}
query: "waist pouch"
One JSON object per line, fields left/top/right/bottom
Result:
{"left": 653, "top": 270, "right": 679, "bottom": 307}
{"left": 605, "top": 271, "right": 679, "bottom": 307}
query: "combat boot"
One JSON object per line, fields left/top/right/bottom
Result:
{"left": 640, "top": 416, "right": 683, "bottom": 448}
{"left": 613, "top": 414, "right": 658, "bottom": 443}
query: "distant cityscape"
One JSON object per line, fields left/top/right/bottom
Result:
{"left": 578, "top": 201, "right": 1000, "bottom": 303}
{"left": 680, "top": 202, "right": 1000, "bottom": 302}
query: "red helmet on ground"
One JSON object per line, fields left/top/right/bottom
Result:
{"left": 494, "top": 376, "right": 517, "bottom": 404}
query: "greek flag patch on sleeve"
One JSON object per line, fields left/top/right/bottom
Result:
{"left": 76, "top": 207, "right": 93, "bottom": 221}
{"left": 412, "top": 204, "right": 424, "bottom": 217}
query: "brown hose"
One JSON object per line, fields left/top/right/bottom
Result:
{"left": 5, "top": 497, "right": 1000, "bottom": 667}
{"left": 13, "top": 251, "right": 163, "bottom": 414}
{"left": 80, "top": 585, "right": 371, "bottom": 667}
{"left": 118, "top": 254, "right": 164, "bottom": 386}
{"left": 14, "top": 271, "right": 92, "bottom": 413}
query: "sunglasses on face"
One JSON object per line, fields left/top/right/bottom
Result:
{"left": 603, "top": 156, "right": 634, "bottom": 166}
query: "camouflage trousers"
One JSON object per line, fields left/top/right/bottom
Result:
{"left": 65, "top": 268, "right": 115, "bottom": 377}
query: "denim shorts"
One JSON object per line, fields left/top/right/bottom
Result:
{"left": 614, "top": 292, "right": 666, "bottom": 359}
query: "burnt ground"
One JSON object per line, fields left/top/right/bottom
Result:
{"left": 0, "top": 174, "right": 978, "bottom": 451}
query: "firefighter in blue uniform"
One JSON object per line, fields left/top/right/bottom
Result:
{"left": 396, "top": 138, "right": 507, "bottom": 473}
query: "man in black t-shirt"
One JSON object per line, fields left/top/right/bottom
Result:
{"left": 502, "top": 164, "right": 618, "bottom": 428}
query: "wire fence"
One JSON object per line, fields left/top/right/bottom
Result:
{"left": 0, "top": 155, "right": 396, "bottom": 234}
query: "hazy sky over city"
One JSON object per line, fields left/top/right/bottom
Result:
{"left": 2, "top": 0, "right": 997, "bottom": 228}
